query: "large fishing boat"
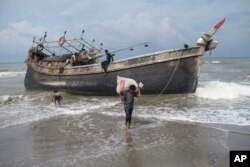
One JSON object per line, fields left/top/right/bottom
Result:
{"left": 24, "top": 19, "right": 225, "bottom": 95}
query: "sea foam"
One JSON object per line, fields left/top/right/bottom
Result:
{"left": 0, "top": 71, "right": 25, "bottom": 78}
{"left": 196, "top": 81, "right": 250, "bottom": 100}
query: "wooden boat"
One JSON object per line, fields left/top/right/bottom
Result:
{"left": 24, "top": 19, "right": 225, "bottom": 95}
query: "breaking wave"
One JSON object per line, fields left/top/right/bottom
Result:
{"left": 0, "top": 95, "right": 24, "bottom": 105}
{"left": 0, "top": 71, "right": 25, "bottom": 78}
{"left": 211, "top": 61, "right": 221, "bottom": 64}
{"left": 1, "top": 81, "right": 250, "bottom": 129}
{"left": 195, "top": 81, "right": 250, "bottom": 100}
{"left": 205, "top": 60, "right": 221, "bottom": 64}
{"left": 0, "top": 94, "right": 120, "bottom": 129}
{"left": 99, "top": 106, "right": 250, "bottom": 126}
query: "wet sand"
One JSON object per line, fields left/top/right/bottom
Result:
{"left": 0, "top": 114, "right": 250, "bottom": 167}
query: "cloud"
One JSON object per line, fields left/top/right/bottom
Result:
{"left": 0, "top": 20, "right": 46, "bottom": 47}
{"left": 80, "top": 12, "right": 195, "bottom": 50}
{"left": 0, "top": 20, "right": 47, "bottom": 62}
{"left": 0, "top": 0, "right": 249, "bottom": 62}
{"left": 59, "top": 10, "right": 74, "bottom": 21}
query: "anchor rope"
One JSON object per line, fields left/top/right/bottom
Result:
{"left": 144, "top": 49, "right": 184, "bottom": 106}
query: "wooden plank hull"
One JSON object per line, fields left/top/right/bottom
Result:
{"left": 25, "top": 47, "right": 204, "bottom": 95}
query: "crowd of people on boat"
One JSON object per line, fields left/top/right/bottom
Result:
{"left": 65, "top": 48, "right": 114, "bottom": 72}
{"left": 65, "top": 48, "right": 99, "bottom": 66}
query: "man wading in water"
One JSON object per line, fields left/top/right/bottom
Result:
{"left": 122, "top": 85, "right": 140, "bottom": 129}
{"left": 52, "top": 90, "right": 63, "bottom": 106}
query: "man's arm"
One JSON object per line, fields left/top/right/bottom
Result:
{"left": 134, "top": 88, "right": 141, "bottom": 97}
{"left": 119, "top": 92, "right": 124, "bottom": 103}
{"left": 138, "top": 87, "right": 141, "bottom": 97}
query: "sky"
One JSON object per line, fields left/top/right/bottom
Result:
{"left": 0, "top": 0, "right": 250, "bottom": 63}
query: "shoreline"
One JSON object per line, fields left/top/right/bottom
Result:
{"left": 0, "top": 115, "right": 249, "bottom": 167}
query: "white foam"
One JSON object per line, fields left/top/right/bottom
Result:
{"left": 211, "top": 60, "right": 221, "bottom": 64}
{"left": 196, "top": 81, "right": 250, "bottom": 100}
{"left": 0, "top": 95, "right": 120, "bottom": 129}
{"left": 1, "top": 86, "right": 250, "bottom": 129}
{"left": 0, "top": 71, "right": 25, "bottom": 78}
{"left": 0, "top": 95, "right": 24, "bottom": 104}
{"left": 98, "top": 107, "right": 250, "bottom": 126}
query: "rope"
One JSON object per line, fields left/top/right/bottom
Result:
{"left": 144, "top": 49, "right": 184, "bottom": 106}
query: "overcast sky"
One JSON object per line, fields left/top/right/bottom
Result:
{"left": 0, "top": 0, "right": 249, "bottom": 62}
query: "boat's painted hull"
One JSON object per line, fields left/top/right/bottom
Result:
{"left": 25, "top": 55, "right": 202, "bottom": 95}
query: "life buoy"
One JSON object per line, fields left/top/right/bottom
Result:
{"left": 58, "top": 36, "right": 66, "bottom": 46}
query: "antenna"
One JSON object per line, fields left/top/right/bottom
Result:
{"left": 100, "top": 43, "right": 103, "bottom": 50}
{"left": 80, "top": 29, "right": 85, "bottom": 39}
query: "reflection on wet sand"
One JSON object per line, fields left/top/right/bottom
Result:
{"left": 0, "top": 113, "right": 249, "bottom": 167}
{"left": 125, "top": 131, "right": 140, "bottom": 167}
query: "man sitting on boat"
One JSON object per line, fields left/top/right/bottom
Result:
{"left": 78, "top": 49, "right": 91, "bottom": 65}
{"left": 101, "top": 49, "right": 114, "bottom": 73}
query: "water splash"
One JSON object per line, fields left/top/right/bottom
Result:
{"left": 196, "top": 81, "right": 250, "bottom": 100}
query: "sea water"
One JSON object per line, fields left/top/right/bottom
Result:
{"left": 0, "top": 58, "right": 250, "bottom": 166}
{"left": 0, "top": 58, "right": 249, "bottom": 128}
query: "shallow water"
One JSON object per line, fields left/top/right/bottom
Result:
{"left": 0, "top": 58, "right": 250, "bottom": 166}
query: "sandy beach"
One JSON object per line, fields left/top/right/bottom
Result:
{"left": 0, "top": 114, "right": 249, "bottom": 167}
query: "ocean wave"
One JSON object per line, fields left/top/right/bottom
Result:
{"left": 211, "top": 61, "right": 221, "bottom": 64}
{"left": 0, "top": 96, "right": 120, "bottom": 129}
{"left": 1, "top": 89, "right": 249, "bottom": 129}
{"left": 205, "top": 60, "right": 222, "bottom": 64}
{"left": 0, "top": 69, "right": 12, "bottom": 72}
{"left": 0, "top": 95, "right": 24, "bottom": 105}
{"left": 195, "top": 81, "right": 250, "bottom": 100}
{"left": 0, "top": 71, "right": 26, "bottom": 78}
{"left": 97, "top": 106, "right": 250, "bottom": 126}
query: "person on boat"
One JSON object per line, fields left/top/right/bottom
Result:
{"left": 101, "top": 49, "right": 114, "bottom": 73}
{"left": 78, "top": 49, "right": 90, "bottom": 65}
{"left": 122, "top": 85, "right": 140, "bottom": 129}
{"left": 52, "top": 90, "right": 63, "bottom": 106}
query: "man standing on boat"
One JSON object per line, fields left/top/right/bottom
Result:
{"left": 122, "top": 85, "right": 140, "bottom": 129}
{"left": 101, "top": 49, "right": 114, "bottom": 73}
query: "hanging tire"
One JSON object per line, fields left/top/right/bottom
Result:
{"left": 37, "top": 44, "right": 44, "bottom": 51}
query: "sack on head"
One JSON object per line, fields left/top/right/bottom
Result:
{"left": 116, "top": 76, "right": 143, "bottom": 94}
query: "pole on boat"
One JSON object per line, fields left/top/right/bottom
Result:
{"left": 111, "top": 42, "right": 150, "bottom": 54}
{"left": 87, "top": 41, "right": 150, "bottom": 61}
{"left": 65, "top": 40, "right": 80, "bottom": 52}
{"left": 62, "top": 31, "right": 81, "bottom": 52}
{"left": 33, "top": 31, "right": 55, "bottom": 55}
{"left": 32, "top": 36, "right": 36, "bottom": 47}
{"left": 58, "top": 31, "right": 73, "bottom": 53}
{"left": 79, "top": 31, "right": 99, "bottom": 51}
{"left": 100, "top": 43, "right": 103, "bottom": 51}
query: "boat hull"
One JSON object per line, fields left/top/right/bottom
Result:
{"left": 25, "top": 54, "right": 202, "bottom": 95}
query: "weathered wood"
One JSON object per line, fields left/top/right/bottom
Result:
{"left": 24, "top": 46, "right": 205, "bottom": 95}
